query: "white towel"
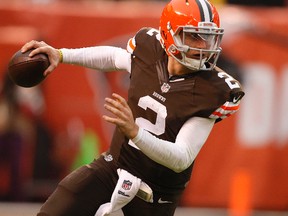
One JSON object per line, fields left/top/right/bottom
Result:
{"left": 95, "top": 169, "right": 141, "bottom": 216}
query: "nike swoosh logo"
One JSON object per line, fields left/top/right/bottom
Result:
{"left": 158, "top": 198, "right": 173, "bottom": 204}
{"left": 232, "top": 95, "right": 241, "bottom": 103}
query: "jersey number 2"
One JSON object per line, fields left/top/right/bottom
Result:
{"left": 136, "top": 96, "right": 167, "bottom": 135}
{"left": 218, "top": 72, "right": 240, "bottom": 89}
{"left": 128, "top": 96, "right": 167, "bottom": 149}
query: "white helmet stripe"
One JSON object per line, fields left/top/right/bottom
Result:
{"left": 195, "top": 0, "right": 212, "bottom": 22}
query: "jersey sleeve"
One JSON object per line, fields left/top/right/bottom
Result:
{"left": 126, "top": 27, "right": 164, "bottom": 64}
{"left": 209, "top": 100, "right": 241, "bottom": 120}
{"left": 208, "top": 72, "right": 245, "bottom": 122}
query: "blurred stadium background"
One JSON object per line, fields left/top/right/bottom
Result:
{"left": 0, "top": 0, "right": 287, "bottom": 216}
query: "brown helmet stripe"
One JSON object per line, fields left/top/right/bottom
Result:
{"left": 195, "top": 0, "right": 212, "bottom": 22}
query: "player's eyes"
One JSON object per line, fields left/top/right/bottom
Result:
{"left": 189, "top": 33, "right": 200, "bottom": 40}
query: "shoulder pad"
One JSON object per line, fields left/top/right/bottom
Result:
{"left": 128, "top": 27, "right": 164, "bottom": 64}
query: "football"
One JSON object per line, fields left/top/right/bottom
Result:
{"left": 8, "top": 48, "right": 50, "bottom": 88}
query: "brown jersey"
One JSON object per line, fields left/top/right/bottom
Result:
{"left": 109, "top": 27, "right": 244, "bottom": 194}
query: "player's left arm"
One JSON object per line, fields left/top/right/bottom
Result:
{"left": 103, "top": 93, "right": 215, "bottom": 173}
{"left": 132, "top": 117, "right": 215, "bottom": 173}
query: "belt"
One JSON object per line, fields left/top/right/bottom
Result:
{"left": 136, "top": 182, "right": 153, "bottom": 203}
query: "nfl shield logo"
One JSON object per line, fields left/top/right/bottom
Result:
{"left": 122, "top": 180, "right": 132, "bottom": 190}
{"left": 161, "top": 83, "right": 170, "bottom": 93}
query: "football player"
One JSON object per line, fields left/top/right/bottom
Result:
{"left": 21, "top": 0, "right": 244, "bottom": 215}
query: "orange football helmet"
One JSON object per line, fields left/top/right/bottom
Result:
{"left": 159, "top": 0, "right": 224, "bottom": 70}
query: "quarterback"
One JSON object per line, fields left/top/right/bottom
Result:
{"left": 22, "top": 0, "right": 244, "bottom": 215}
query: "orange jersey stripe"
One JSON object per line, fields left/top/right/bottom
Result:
{"left": 128, "top": 38, "right": 135, "bottom": 51}
{"left": 221, "top": 104, "right": 239, "bottom": 111}
{"left": 211, "top": 111, "right": 232, "bottom": 118}
{"left": 209, "top": 101, "right": 240, "bottom": 119}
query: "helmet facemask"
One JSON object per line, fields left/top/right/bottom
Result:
{"left": 167, "top": 22, "right": 224, "bottom": 70}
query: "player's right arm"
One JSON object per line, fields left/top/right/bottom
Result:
{"left": 60, "top": 46, "right": 131, "bottom": 73}
{"left": 21, "top": 40, "right": 131, "bottom": 76}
